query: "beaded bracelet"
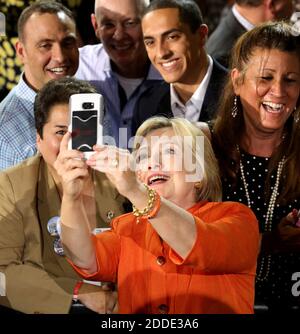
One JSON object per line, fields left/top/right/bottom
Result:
{"left": 133, "top": 184, "right": 161, "bottom": 223}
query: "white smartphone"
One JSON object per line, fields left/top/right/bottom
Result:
{"left": 68, "top": 93, "right": 104, "bottom": 159}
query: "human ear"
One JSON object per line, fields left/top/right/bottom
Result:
{"left": 91, "top": 13, "right": 101, "bottom": 40}
{"left": 231, "top": 68, "right": 241, "bottom": 95}
{"left": 197, "top": 24, "right": 209, "bottom": 47}
{"left": 36, "top": 132, "right": 42, "bottom": 150}
{"left": 15, "top": 40, "right": 26, "bottom": 64}
{"left": 265, "top": 0, "right": 276, "bottom": 19}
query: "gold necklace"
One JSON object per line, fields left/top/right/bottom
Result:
{"left": 237, "top": 146, "right": 285, "bottom": 281}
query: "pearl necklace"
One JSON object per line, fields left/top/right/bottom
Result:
{"left": 237, "top": 146, "right": 285, "bottom": 281}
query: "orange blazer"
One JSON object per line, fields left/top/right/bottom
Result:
{"left": 71, "top": 201, "right": 259, "bottom": 314}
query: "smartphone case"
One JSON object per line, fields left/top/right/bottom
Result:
{"left": 68, "top": 93, "right": 104, "bottom": 158}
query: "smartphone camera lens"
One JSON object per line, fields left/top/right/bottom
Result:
{"left": 82, "top": 102, "right": 94, "bottom": 109}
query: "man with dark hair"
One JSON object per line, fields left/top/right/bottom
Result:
{"left": 0, "top": 1, "right": 79, "bottom": 170}
{"left": 0, "top": 77, "right": 125, "bottom": 314}
{"left": 206, "top": 0, "right": 295, "bottom": 67}
{"left": 132, "top": 0, "right": 227, "bottom": 134}
{"left": 75, "top": 0, "right": 162, "bottom": 148}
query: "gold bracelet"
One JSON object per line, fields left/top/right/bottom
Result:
{"left": 133, "top": 184, "right": 158, "bottom": 223}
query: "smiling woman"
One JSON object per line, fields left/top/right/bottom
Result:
{"left": 133, "top": 117, "right": 221, "bottom": 205}
{"left": 212, "top": 21, "right": 300, "bottom": 312}
{"left": 55, "top": 116, "right": 260, "bottom": 314}
{"left": 232, "top": 48, "right": 299, "bottom": 137}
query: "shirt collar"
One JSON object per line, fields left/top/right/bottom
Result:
{"left": 232, "top": 5, "right": 255, "bottom": 31}
{"left": 170, "top": 55, "right": 213, "bottom": 114}
{"left": 103, "top": 49, "right": 112, "bottom": 72}
{"left": 15, "top": 73, "right": 37, "bottom": 102}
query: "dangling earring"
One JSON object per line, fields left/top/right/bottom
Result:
{"left": 294, "top": 107, "right": 299, "bottom": 123}
{"left": 232, "top": 95, "right": 238, "bottom": 118}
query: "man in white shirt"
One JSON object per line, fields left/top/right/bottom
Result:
{"left": 76, "top": 0, "right": 162, "bottom": 148}
{"left": 132, "top": 0, "right": 227, "bottom": 135}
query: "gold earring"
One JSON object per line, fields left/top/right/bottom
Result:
{"left": 195, "top": 182, "right": 202, "bottom": 189}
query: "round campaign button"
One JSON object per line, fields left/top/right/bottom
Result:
{"left": 47, "top": 216, "right": 60, "bottom": 236}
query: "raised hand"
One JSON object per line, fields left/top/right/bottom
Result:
{"left": 54, "top": 132, "right": 89, "bottom": 200}
{"left": 275, "top": 211, "right": 300, "bottom": 251}
{"left": 261, "top": 210, "right": 300, "bottom": 254}
{"left": 86, "top": 145, "right": 140, "bottom": 199}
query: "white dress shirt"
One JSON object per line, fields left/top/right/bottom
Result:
{"left": 170, "top": 55, "right": 213, "bottom": 122}
{"left": 232, "top": 5, "right": 255, "bottom": 31}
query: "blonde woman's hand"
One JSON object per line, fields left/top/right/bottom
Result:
{"left": 86, "top": 145, "right": 140, "bottom": 198}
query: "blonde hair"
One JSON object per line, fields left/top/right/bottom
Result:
{"left": 134, "top": 117, "right": 221, "bottom": 202}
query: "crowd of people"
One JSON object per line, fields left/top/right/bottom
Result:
{"left": 0, "top": 0, "right": 299, "bottom": 314}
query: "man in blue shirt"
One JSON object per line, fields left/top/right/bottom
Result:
{"left": 76, "top": 0, "right": 162, "bottom": 148}
{"left": 0, "top": 1, "right": 79, "bottom": 170}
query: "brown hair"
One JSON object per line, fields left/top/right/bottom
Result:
{"left": 18, "top": 1, "right": 74, "bottom": 42}
{"left": 212, "top": 21, "right": 300, "bottom": 203}
{"left": 34, "top": 77, "right": 96, "bottom": 139}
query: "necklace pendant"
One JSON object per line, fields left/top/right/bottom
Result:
{"left": 237, "top": 146, "right": 286, "bottom": 282}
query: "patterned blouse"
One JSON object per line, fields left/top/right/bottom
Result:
{"left": 222, "top": 150, "right": 300, "bottom": 310}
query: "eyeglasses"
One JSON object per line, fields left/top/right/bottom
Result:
{"left": 47, "top": 216, "right": 64, "bottom": 256}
